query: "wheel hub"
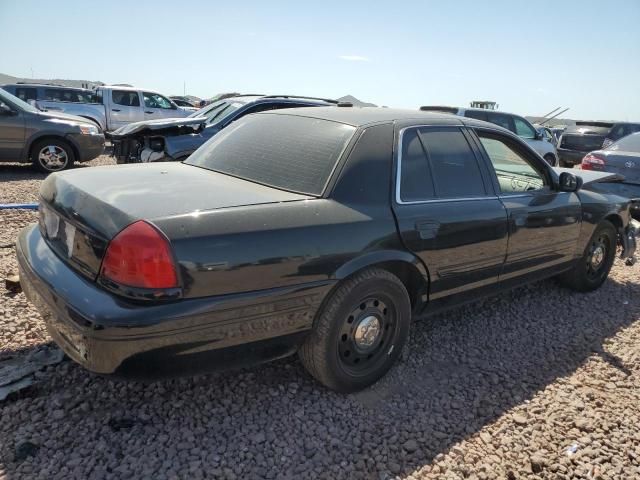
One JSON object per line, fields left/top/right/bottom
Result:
{"left": 39, "top": 146, "right": 67, "bottom": 170}
{"left": 591, "top": 245, "right": 605, "bottom": 269}
{"left": 354, "top": 315, "right": 381, "bottom": 350}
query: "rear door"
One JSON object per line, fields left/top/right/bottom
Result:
{"left": 471, "top": 128, "right": 582, "bottom": 282}
{"left": 392, "top": 125, "right": 509, "bottom": 306}
{"left": 142, "top": 92, "right": 180, "bottom": 120}
{"left": 108, "top": 90, "right": 144, "bottom": 129}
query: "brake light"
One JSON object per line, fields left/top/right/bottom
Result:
{"left": 100, "top": 221, "right": 178, "bottom": 289}
{"left": 581, "top": 153, "right": 606, "bottom": 170}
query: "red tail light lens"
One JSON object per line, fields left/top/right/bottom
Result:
{"left": 100, "top": 221, "right": 178, "bottom": 289}
{"left": 581, "top": 153, "right": 606, "bottom": 170}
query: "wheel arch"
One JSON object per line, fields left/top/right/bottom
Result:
{"left": 332, "top": 250, "right": 430, "bottom": 313}
{"left": 28, "top": 135, "right": 79, "bottom": 163}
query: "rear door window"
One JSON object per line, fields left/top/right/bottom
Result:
{"left": 112, "top": 90, "right": 140, "bottom": 107}
{"left": 15, "top": 87, "right": 37, "bottom": 102}
{"left": 398, "top": 127, "right": 486, "bottom": 201}
{"left": 464, "top": 110, "right": 488, "bottom": 122}
{"left": 486, "top": 112, "right": 515, "bottom": 132}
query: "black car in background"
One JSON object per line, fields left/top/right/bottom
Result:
{"left": 558, "top": 121, "right": 640, "bottom": 167}
{"left": 0, "top": 88, "right": 104, "bottom": 172}
{"left": 17, "top": 108, "right": 636, "bottom": 392}
{"left": 110, "top": 95, "right": 337, "bottom": 163}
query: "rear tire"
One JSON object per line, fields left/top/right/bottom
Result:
{"left": 299, "top": 268, "right": 411, "bottom": 392}
{"left": 557, "top": 220, "right": 617, "bottom": 292}
{"left": 31, "top": 138, "right": 75, "bottom": 173}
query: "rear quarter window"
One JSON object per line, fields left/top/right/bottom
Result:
{"left": 186, "top": 114, "right": 356, "bottom": 196}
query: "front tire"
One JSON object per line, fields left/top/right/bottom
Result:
{"left": 299, "top": 268, "right": 411, "bottom": 392}
{"left": 557, "top": 220, "right": 617, "bottom": 292}
{"left": 31, "top": 138, "right": 75, "bottom": 173}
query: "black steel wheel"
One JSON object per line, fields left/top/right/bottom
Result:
{"left": 557, "top": 220, "right": 616, "bottom": 292}
{"left": 299, "top": 268, "right": 411, "bottom": 392}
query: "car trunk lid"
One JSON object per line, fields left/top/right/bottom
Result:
{"left": 38, "top": 163, "right": 312, "bottom": 280}
{"left": 600, "top": 151, "right": 640, "bottom": 185}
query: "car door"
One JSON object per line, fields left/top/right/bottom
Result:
{"left": 471, "top": 128, "right": 582, "bottom": 282}
{"left": 142, "top": 92, "right": 179, "bottom": 120}
{"left": 0, "top": 98, "right": 26, "bottom": 160}
{"left": 109, "top": 90, "right": 144, "bottom": 129}
{"left": 392, "top": 125, "right": 509, "bottom": 307}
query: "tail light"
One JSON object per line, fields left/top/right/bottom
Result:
{"left": 100, "top": 221, "right": 178, "bottom": 290}
{"left": 581, "top": 153, "right": 606, "bottom": 171}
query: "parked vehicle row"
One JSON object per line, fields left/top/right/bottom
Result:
{"left": 557, "top": 121, "right": 640, "bottom": 167}
{"left": 17, "top": 107, "right": 637, "bottom": 391}
{"left": 0, "top": 88, "right": 104, "bottom": 172}
{"left": 420, "top": 105, "right": 559, "bottom": 166}
{"left": 1, "top": 84, "right": 194, "bottom": 132}
{"left": 111, "top": 94, "right": 338, "bottom": 163}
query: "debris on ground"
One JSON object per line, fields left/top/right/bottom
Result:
{"left": 0, "top": 345, "right": 64, "bottom": 401}
{"left": 4, "top": 274, "right": 21, "bottom": 293}
{"left": 13, "top": 441, "right": 39, "bottom": 463}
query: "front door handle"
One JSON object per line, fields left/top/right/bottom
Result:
{"left": 145, "top": 111, "right": 154, "bottom": 114}
{"left": 111, "top": 109, "right": 121, "bottom": 112}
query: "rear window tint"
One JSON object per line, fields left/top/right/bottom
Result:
{"left": 186, "top": 114, "right": 355, "bottom": 196}
{"left": 399, "top": 129, "right": 436, "bottom": 201}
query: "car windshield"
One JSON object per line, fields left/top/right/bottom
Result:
{"left": 189, "top": 99, "right": 245, "bottom": 124}
{"left": 607, "top": 132, "right": 640, "bottom": 153}
{"left": 0, "top": 87, "right": 39, "bottom": 113}
{"left": 186, "top": 114, "right": 356, "bottom": 196}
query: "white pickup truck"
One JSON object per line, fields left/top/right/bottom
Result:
{"left": 1, "top": 84, "right": 194, "bottom": 132}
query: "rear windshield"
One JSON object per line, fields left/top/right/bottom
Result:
{"left": 185, "top": 114, "right": 356, "bottom": 196}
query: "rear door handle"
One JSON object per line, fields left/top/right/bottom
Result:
{"left": 111, "top": 109, "right": 120, "bottom": 112}
{"left": 145, "top": 111, "right": 154, "bottom": 114}
{"left": 416, "top": 220, "right": 440, "bottom": 239}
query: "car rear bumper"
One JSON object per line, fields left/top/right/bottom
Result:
{"left": 17, "top": 225, "right": 331, "bottom": 378}
{"left": 557, "top": 148, "right": 586, "bottom": 166}
{"left": 66, "top": 133, "right": 105, "bottom": 162}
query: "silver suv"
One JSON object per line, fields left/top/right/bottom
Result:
{"left": 420, "top": 106, "right": 559, "bottom": 165}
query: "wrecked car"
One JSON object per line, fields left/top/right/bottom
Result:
{"left": 109, "top": 95, "right": 337, "bottom": 163}
{"left": 17, "top": 108, "right": 637, "bottom": 392}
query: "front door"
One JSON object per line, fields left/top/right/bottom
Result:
{"left": 392, "top": 126, "right": 509, "bottom": 307}
{"left": 142, "top": 92, "right": 179, "bottom": 120}
{"left": 0, "top": 99, "right": 26, "bottom": 160}
{"left": 472, "top": 128, "right": 582, "bottom": 282}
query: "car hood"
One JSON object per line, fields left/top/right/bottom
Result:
{"left": 36, "top": 110, "right": 95, "bottom": 125}
{"left": 39, "top": 162, "right": 312, "bottom": 239}
{"left": 110, "top": 117, "right": 207, "bottom": 137}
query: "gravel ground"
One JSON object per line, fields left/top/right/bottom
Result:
{"left": 1, "top": 158, "right": 639, "bottom": 479}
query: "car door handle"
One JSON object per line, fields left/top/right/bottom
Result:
{"left": 416, "top": 220, "right": 440, "bottom": 239}
{"left": 111, "top": 109, "right": 121, "bottom": 112}
{"left": 145, "top": 111, "right": 154, "bottom": 114}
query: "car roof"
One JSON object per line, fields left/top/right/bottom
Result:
{"left": 224, "top": 95, "right": 336, "bottom": 106}
{"left": 266, "top": 106, "right": 470, "bottom": 127}
{"left": 2, "top": 83, "right": 91, "bottom": 91}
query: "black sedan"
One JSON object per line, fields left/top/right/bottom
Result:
{"left": 17, "top": 108, "right": 637, "bottom": 392}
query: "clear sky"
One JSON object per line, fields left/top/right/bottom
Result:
{"left": 1, "top": 0, "right": 638, "bottom": 120}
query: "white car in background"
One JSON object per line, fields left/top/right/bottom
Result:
{"left": 420, "top": 106, "right": 559, "bottom": 165}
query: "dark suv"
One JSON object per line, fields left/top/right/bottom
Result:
{"left": 0, "top": 88, "right": 104, "bottom": 172}
{"left": 110, "top": 94, "right": 338, "bottom": 163}
{"left": 558, "top": 121, "right": 640, "bottom": 167}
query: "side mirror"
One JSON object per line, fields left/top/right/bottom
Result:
{"left": 559, "top": 171, "right": 582, "bottom": 192}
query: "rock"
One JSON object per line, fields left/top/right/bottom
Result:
{"left": 512, "top": 413, "right": 528, "bottom": 425}
{"left": 4, "top": 274, "right": 21, "bottom": 293}
{"left": 479, "top": 432, "right": 492, "bottom": 444}
{"left": 388, "top": 462, "right": 401, "bottom": 474}
{"left": 14, "top": 441, "right": 39, "bottom": 462}
{"left": 51, "top": 409, "right": 65, "bottom": 420}
{"left": 403, "top": 439, "right": 418, "bottom": 453}
{"left": 530, "top": 455, "right": 545, "bottom": 473}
